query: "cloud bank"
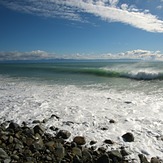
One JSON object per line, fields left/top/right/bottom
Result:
{"left": 0, "top": 50, "right": 53, "bottom": 61}
{"left": 1, "top": 0, "right": 163, "bottom": 32}
{"left": 0, "top": 49, "right": 163, "bottom": 61}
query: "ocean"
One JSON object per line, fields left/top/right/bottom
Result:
{"left": 0, "top": 60, "right": 163, "bottom": 161}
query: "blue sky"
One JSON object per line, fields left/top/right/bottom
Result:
{"left": 0, "top": 0, "right": 163, "bottom": 60}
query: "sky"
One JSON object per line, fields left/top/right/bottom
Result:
{"left": 0, "top": 0, "right": 163, "bottom": 60}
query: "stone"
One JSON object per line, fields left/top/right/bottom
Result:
{"left": 8, "top": 136, "right": 14, "bottom": 144}
{"left": 56, "top": 130, "right": 71, "bottom": 139}
{"left": 32, "top": 120, "right": 41, "bottom": 124}
{"left": 11, "top": 154, "right": 19, "bottom": 160}
{"left": 8, "top": 122, "right": 20, "bottom": 132}
{"left": 97, "top": 154, "right": 110, "bottom": 163}
{"left": 73, "top": 136, "right": 86, "bottom": 145}
{"left": 46, "top": 155, "right": 52, "bottom": 161}
{"left": 120, "top": 148, "right": 129, "bottom": 156}
{"left": 33, "top": 125, "right": 45, "bottom": 135}
{"left": 98, "top": 147, "right": 106, "bottom": 153}
{"left": 22, "top": 127, "right": 34, "bottom": 137}
{"left": 33, "top": 133, "right": 44, "bottom": 150}
{"left": 3, "top": 159, "right": 11, "bottom": 163}
{"left": 109, "top": 150, "right": 123, "bottom": 161}
{"left": 90, "top": 140, "right": 97, "bottom": 145}
{"left": 55, "top": 143, "right": 65, "bottom": 161}
{"left": 101, "top": 127, "right": 108, "bottom": 130}
{"left": 82, "top": 149, "right": 92, "bottom": 162}
{"left": 50, "top": 126, "right": 59, "bottom": 131}
{"left": 25, "top": 138, "right": 35, "bottom": 146}
{"left": 15, "top": 143, "right": 24, "bottom": 150}
{"left": 72, "top": 147, "right": 82, "bottom": 157}
{"left": 150, "top": 157, "right": 160, "bottom": 163}
{"left": 0, "top": 148, "right": 9, "bottom": 159}
{"left": 109, "top": 119, "right": 116, "bottom": 123}
{"left": 50, "top": 114, "right": 60, "bottom": 120}
{"left": 124, "top": 101, "right": 132, "bottom": 104}
{"left": 138, "top": 154, "right": 149, "bottom": 163}
{"left": 45, "top": 141, "right": 56, "bottom": 151}
{"left": 42, "top": 118, "right": 48, "bottom": 123}
{"left": 73, "top": 155, "right": 82, "bottom": 163}
{"left": 122, "top": 132, "right": 134, "bottom": 142}
{"left": 104, "top": 139, "right": 114, "bottom": 144}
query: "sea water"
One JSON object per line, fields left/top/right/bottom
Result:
{"left": 0, "top": 60, "right": 163, "bottom": 162}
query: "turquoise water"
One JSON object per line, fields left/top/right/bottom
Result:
{"left": 0, "top": 60, "right": 163, "bottom": 92}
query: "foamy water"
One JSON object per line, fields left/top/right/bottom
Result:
{"left": 0, "top": 75, "right": 163, "bottom": 162}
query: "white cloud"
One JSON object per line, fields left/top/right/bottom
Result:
{"left": 0, "top": 50, "right": 55, "bottom": 61}
{"left": 121, "top": 4, "right": 128, "bottom": 10}
{"left": 0, "top": 49, "right": 163, "bottom": 61}
{"left": 1, "top": 0, "right": 163, "bottom": 32}
{"left": 157, "top": 5, "right": 163, "bottom": 9}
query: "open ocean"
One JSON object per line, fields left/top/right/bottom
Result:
{"left": 0, "top": 60, "right": 163, "bottom": 161}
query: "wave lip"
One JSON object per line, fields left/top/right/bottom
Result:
{"left": 123, "top": 71, "right": 163, "bottom": 80}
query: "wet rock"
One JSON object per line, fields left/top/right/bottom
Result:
{"left": 82, "top": 149, "right": 92, "bottom": 162}
{"left": 33, "top": 133, "right": 44, "bottom": 150}
{"left": 3, "top": 158, "right": 11, "bottom": 163}
{"left": 63, "top": 121, "right": 74, "bottom": 126}
{"left": 46, "top": 155, "right": 52, "bottom": 161}
{"left": 124, "top": 101, "right": 132, "bottom": 104}
{"left": 32, "top": 120, "right": 41, "bottom": 124}
{"left": 15, "top": 142, "right": 24, "bottom": 150}
{"left": 55, "top": 143, "right": 65, "bottom": 161}
{"left": 73, "top": 136, "right": 86, "bottom": 145}
{"left": 90, "top": 140, "right": 97, "bottom": 145}
{"left": 25, "top": 137, "right": 35, "bottom": 146}
{"left": 109, "top": 150, "right": 123, "bottom": 161}
{"left": 8, "top": 122, "right": 20, "bottom": 132}
{"left": 101, "top": 127, "right": 108, "bottom": 130}
{"left": 150, "top": 157, "right": 160, "bottom": 163}
{"left": 50, "top": 126, "right": 59, "bottom": 131}
{"left": 42, "top": 118, "right": 48, "bottom": 123}
{"left": 122, "top": 132, "right": 134, "bottom": 142}
{"left": 97, "top": 154, "right": 110, "bottom": 163}
{"left": 0, "top": 148, "right": 9, "bottom": 159}
{"left": 22, "top": 127, "right": 34, "bottom": 137}
{"left": 120, "top": 148, "right": 129, "bottom": 156}
{"left": 8, "top": 135, "right": 14, "bottom": 144}
{"left": 50, "top": 114, "right": 60, "bottom": 120}
{"left": 104, "top": 139, "right": 114, "bottom": 145}
{"left": 138, "top": 154, "right": 149, "bottom": 163}
{"left": 109, "top": 119, "right": 116, "bottom": 123}
{"left": 73, "top": 155, "right": 82, "bottom": 163}
{"left": 56, "top": 130, "right": 71, "bottom": 139}
{"left": 33, "top": 125, "right": 45, "bottom": 135}
{"left": 98, "top": 147, "right": 106, "bottom": 153}
{"left": 11, "top": 154, "right": 19, "bottom": 160}
{"left": 72, "top": 147, "right": 82, "bottom": 157}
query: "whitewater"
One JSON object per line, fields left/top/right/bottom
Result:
{"left": 0, "top": 61, "right": 163, "bottom": 162}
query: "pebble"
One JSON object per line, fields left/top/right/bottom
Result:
{"left": 73, "top": 136, "right": 86, "bottom": 145}
{"left": 0, "top": 121, "right": 161, "bottom": 163}
{"left": 122, "top": 132, "right": 134, "bottom": 142}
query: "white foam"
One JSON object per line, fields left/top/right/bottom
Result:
{"left": 0, "top": 76, "right": 163, "bottom": 162}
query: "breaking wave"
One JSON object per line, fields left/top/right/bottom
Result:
{"left": 0, "top": 63, "right": 163, "bottom": 80}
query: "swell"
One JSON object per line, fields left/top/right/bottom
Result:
{"left": 0, "top": 64, "right": 163, "bottom": 80}
{"left": 38, "top": 66, "right": 163, "bottom": 80}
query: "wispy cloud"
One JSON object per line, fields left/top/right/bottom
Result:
{"left": 1, "top": 0, "right": 163, "bottom": 32}
{"left": 0, "top": 49, "right": 163, "bottom": 61}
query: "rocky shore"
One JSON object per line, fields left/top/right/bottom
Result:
{"left": 0, "top": 120, "right": 162, "bottom": 163}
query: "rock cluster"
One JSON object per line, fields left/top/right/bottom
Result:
{"left": 0, "top": 121, "right": 162, "bottom": 163}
